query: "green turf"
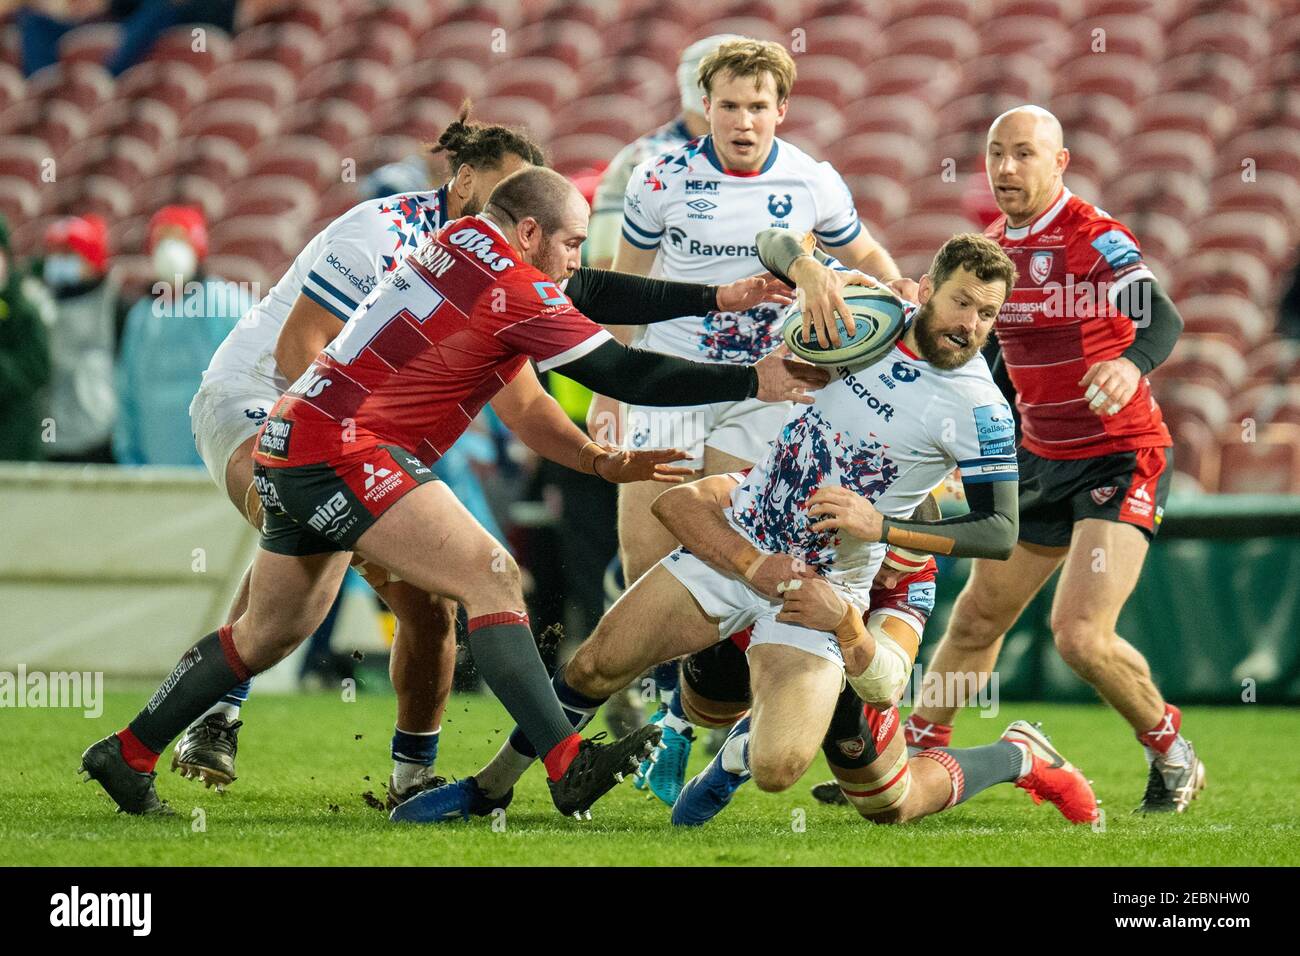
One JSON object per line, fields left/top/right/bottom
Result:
{"left": 4, "top": 688, "right": 1297, "bottom": 866}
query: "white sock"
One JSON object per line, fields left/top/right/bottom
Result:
{"left": 200, "top": 700, "right": 240, "bottom": 722}
{"left": 720, "top": 729, "right": 750, "bottom": 777}
{"left": 476, "top": 740, "right": 535, "bottom": 799}
{"left": 660, "top": 688, "right": 676, "bottom": 710}
{"left": 1011, "top": 741, "right": 1033, "bottom": 779}
{"left": 663, "top": 711, "right": 693, "bottom": 735}
{"left": 1148, "top": 735, "right": 1193, "bottom": 770}
{"left": 392, "top": 761, "right": 435, "bottom": 792}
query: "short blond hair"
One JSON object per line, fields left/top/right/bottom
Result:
{"left": 697, "top": 38, "right": 797, "bottom": 104}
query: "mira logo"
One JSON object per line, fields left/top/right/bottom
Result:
{"left": 50, "top": 886, "right": 151, "bottom": 936}
{"left": 307, "top": 491, "right": 352, "bottom": 535}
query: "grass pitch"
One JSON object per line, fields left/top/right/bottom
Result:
{"left": 4, "top": 687, "right": 1297, "bottom": 866}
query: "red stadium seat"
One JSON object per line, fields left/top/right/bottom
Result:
{"left": 1247, "top": 339, "right": 1300, "bottom": 383}
{"left": 1053, "top": 129, "right": 1120, "bottom": 182}
{"left": 885, "top": 213, "right": 974, "bottom": 258}
{"left": 959, "top": 53, "right": 1054, "bottom": 102}
{"left": 399, "top": 57, "right": 484, "bottom": 107}
{"left": 1159, "top": 336, "right": 1249, "bottom": 394}
{"left": 548, "top": 134, "right": 626, "bottom": 176}
{"left": 792, "top": 56, "right": 867, "bottom": 108}
{"left": 1059, "top": 54, "right": 1157, "bottom": 105}
{"left": 297, "top": 60, "right": 399, "bottom": 114}
{"left": 231, "top": 22, "right": 325, "bottom": 79}
{"left": 144, "top": 24, "right": 233, "bottom": 74}
{"left": 49, "top": 174, "right": 134, "bottom": 220}
{"left": 1125, "top": 130, "right": 1217, "bottom": 180}
{"left": 888, "top": 15, "right": 979, "bottom": 61}
{"left": 845, "top": 173, "right": 912, "bottom": 224}
{"left": 978, "top": 15, "right": 1069, "bottom": 59}
{"left": 484, "top": 57, "right": 580, "bottom": 112}
{"left": 0, "top": 98, "right": 90, "bottom": 158}
{"left": 0, "top": 135, "right": 51, "bottom": 184}
{"left": 322, "top": 20, "right": 415, "bottom": 70}
{"left": 284, "top": 97, "right": 372, "bottom": 151}
{"left": 1158, "top": 52, "right": 1255, "bottom": 102}
{"left": 159, "top": 135, "right": 250, "bottom": 187}
{"left": 1216, "top": 424, "right": 1300, "bottom": 495}
{"left": 1235, "top": 88, "right": 1300, "bottom": 135}
{"left": 1231, "top": 385, "right": 1300, "bottom": 427}
{"left": 1051, "top": 91, "right": 1135, "bottom": 143}
{"left": 0, "top": 62, "right": 23, "bottom": 113}
{"left": 205, "top": 254, "right": 269, "bottom": 290}
{"left": 209, "top": 215, "right": 303, "bottom": 269}
{"left": 57, "top": 22, "right": 123, "bottom": 65}
{"left": 515, "top": 20, "right": 605, "bottom": 69}
{"left": 0, "top": 24, "right": 19, "bottom": 71}
{"left": 245, "top": 136, "right": 339, "bottom": 190}
{"left": 1165, "top": 415, "right": 1218, "bottom": 491}
{"left": 844, "top": 95, "right": 936, "bottom": 140}
{"left": 89, "top": 99, "right": 179, "bottom": 152}
{"left": 1192, "top": 211, "right": 1293, "bottom": 269}
{"left": 246, "top": 0, "right": 345, "bottom": 36}
{"left": 1065, "top": 13, "right": 1164, "bottom": 61}
{"left": 133, "top": 174, "right": 226, "bottom": 221}
{"left": 61, "top": 134, "right": 158, "bottom": 188}
{"left": 204, "top": 60, "right": 297, "bottom": 111}
{"left": 578, "top": 55, "right": 675, "bottom": 106}
{"left": 180, "top": 99, "right": 279, "bottom": 152}
{"left": 469, "top": 95, "right": 555, "bottom": 143}
{"left": 1168, "top": 13, "right": 1270, "bottom": 62}
{"left": 417, "top": 21, "right": 507, "bottom": 69}
{"left": 316, "top": 181, "right": 363, "bottom": 224}
{"left": 1136, "top": 91, "right": 1237, "bottom": 142}
{"left": 1219, "top": 129, "right": 1300, "bottom": 186}
{"left": 695, "top": 17, "right": 785, "bottom": 44}
{"left": 885, "top": 0, "right": 978, "bottom": 21}
{"left": 1156, "top": 380, "right": 1232, "bottom": 432}
{"left": 864, "top": 55, "right": 960, "bottom": 105}
{"left": 342, "top": 135, "right": 424, "bottom": 180}
{"left": 26, "top": 61, "right": 115, "bottom": 111}
{"left": 0, "top": 176, "right": 39, "bottom": 221}
{"left": 798, "top": 16, "right": 886, "bottom": 62}
{"left": 553, "top": 95, "right": 645, "bottom": 142}
{"left": 938, "top": 93, "right": 1027, "bottom": 137}
{"left": 833, "top": 133, "right": 930, "bottom": 183}
{"left": 1103, "top": 170, "right": 1209, "bottom": 223}
{"left": 778, "top": 97, "right": 846, "bottom": 152}
{"left": 224, "top": 175, "right": 320, "bottom": 226}
{"left": 1169, "top": 251, "right": 1275, "bottom": 306}
{"left": 115, "top": 60, "right": 206, "bottom": 120}
{"left": 370, "top": 96, "right": 457, "bottom": 144}
{"left": 1178, "top": 294, "right": 1272, "bottom": 346}
{"left": 991, "top": 0, "right": 1078, "bottom": 19}
{"left": 602, "top": 18, "right": 690, "bottom": 71}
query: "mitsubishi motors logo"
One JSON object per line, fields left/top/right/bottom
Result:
{"left": 363, "top": 462, "right": 393, "bottom": 491}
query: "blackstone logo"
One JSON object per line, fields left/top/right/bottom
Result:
{"left": 50, "top": 886, "right": 151, "bottom": 936}
{"left": 0, "top": 666, "right": 103, "bottom": 718}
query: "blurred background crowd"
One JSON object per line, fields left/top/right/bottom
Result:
{"left": 1, "top": 0, "right": 1298, "bottom": 675}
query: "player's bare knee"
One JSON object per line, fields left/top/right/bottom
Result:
{"left": 1052, "top": 618, "right": 1109, "bottom": 678}
{"left": 949, "top": 588, "right": 1013, "bottom": 649}
{"left": 749, "top": 750, "right": 806, "bottom": 793}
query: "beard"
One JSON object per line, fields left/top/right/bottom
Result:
{"left": 531, "top": 240, "right": 572, "bottom": 283}
{"left": 911, "top": 299, "right": 983, "bottom": 370}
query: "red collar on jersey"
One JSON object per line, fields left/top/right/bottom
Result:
{"left": 701, "top": 135, "right": 780, "bottom": 177}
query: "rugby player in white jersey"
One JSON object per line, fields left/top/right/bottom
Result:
{"left": 403, "top": 232, "right": 1093, "bottom": 827}
{"left": 181, "top": 109, "right": 793, "bottom": 807}
{"left": 596, "top": 37, "right": 905, "bottom": 757}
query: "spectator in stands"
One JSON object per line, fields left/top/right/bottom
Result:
{"left": 114, "top": 205, "right": 249, "bottom": 465}
{"left": 0, "top": 213, "right": 53, "bottom": 462}
{"left": 40, "top": 213, "right": 123, "bottom": 462}
{"left": 16, "top": 0, "right": 238, "bottom": 77}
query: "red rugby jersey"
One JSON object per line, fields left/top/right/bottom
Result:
{"left": 253, "top": 215, "right": 611, "bottom": 469}
{"left": 986, "top": 187, "right": 1172, "bottom": 460}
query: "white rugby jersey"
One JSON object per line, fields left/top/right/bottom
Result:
{"left": 726, "top": 308, "right": 1018, "bottom": 601}
{"left": 621, "top": 134, "right": 862, "bottom": 363}
{"left": 203, "top": 187, "right": 448, "bottom": 394}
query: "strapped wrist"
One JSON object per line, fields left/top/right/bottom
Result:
{"left": 833, "top": 601, "right": 867, "bottom": 649}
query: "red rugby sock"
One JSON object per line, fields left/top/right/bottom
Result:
{"left": 1137, "top": 703, "right": 1181, "bottom": 754}
{"left": 116, "top": 728, "right": 160, "bottom": 773}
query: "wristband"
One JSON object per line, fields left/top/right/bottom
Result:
{"left": 833, "top": 601, "right": 868, "bottom": 650}
{"left": 577, "top": 440, "right": 603, "bottom": 475}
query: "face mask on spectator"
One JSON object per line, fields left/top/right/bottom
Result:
{"left": 44, "top": 254, "right": 85, "bottom": 289}
{"left": 152, "top": 237, "right": 198, "bottom": 283}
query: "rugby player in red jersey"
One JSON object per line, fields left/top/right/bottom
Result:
{"left": 905, "top": 106, "right": 1202, "bottom": 813}
{"left": 79, "top": 166, "right": 828, "bottom": 819}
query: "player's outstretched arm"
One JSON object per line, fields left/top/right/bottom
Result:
{"left": 564, "top": 268, "right": 792, "bottom": 327}
{"left": 490, "top": 364, "right": 692, "bottom": 484}
{"left": 650, "top": 477, "right": 815, "bottom": 599}
{"left": 808, "top": 478, "right": 1019, "bottom": 560}
{"left": 556, "top": 339, "right": 828, "bottom": 408}
{"left": 273, "top": 292, "right": 346, "bottom": 383}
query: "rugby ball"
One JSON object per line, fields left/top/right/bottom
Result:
{"left": 782, "top": 285, "right": 907, "bottom": 367}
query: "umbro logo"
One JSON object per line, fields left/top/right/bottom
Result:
{"left": 685, "top": 198, "right": 717, "bottom": 213}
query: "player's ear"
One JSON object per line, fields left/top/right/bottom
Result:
{"left": 1056, "top": 146, "right": 1070, "bottom": 176}
{"left": 775, "top": 98, "right": 788, "bottom": 124}
{"left": 917, "top": 273, "right": 933, "bottom": 305}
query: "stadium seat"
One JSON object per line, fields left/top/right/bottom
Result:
{"left": 1219, "top": 129, "right": 1300, "bottom": 186}
{"left": 886, "top": 0, "right": 978, "bottom": 21}
{"left": 885, "top": 213, "right": 974, "bottom": 258}
{"left": 959, "top": 54, "right": 1054, "bottom": 102}
{"left": 0, "top": 176, "right": 39, "bottom": 222}
{"left": 1246, "top": 339, "right": 1300, "bottom": 384}
{"left": 792, "top": 55, "right": 867, "bottom": 108}
{"left": 1231, "top": 384, "right": 1300, "bottom": 428}
{"left": 1053, "top": 129, "right": 1120, "bottom": 182}
{"left": 1192, "top": 211, "right": 1292, "bottom": 269}
{"left": 845, "top": 173, "right": 911, "bottom": 224}
{"left": 1126, "top": 130, "right": 1217, "bottom": 180}
{"left": 1050, "top": 91, "right": 1135, "bottom": 143}
{"left": 1160, "top": 336, "right": 1249, "bottom": 394}
{"left": 843, "top": 95, "right": 936, "bottom": 140}
{"left": 695, "top": 17, "right": 785, "bottom": 45}
{"left": 204, "top": 60, "right": 297, "bottom": 111}
{"left": 1158, "top": 52, "right": 1254, "bottom": 102}
{"left": 224, "top": 175, "right": 320, "bottom": 226}
{"left": 484, "top": 57, "right": 580, "bottom": 112}
{"left": 180, "top": 99, "right": 280, "bottom": 152}
{"left": 115, "top": 60, "right": 206, "bottom": 120}
{"left": 778, "top": 97, "right": 847, "bottom": 152}
{"left": 577, "top": 55, "right": 675, "bottom": 106}
{"left": 209, "top": 215, "right": 303, "bottom": 270}
{"left": 61, "top": 134, "right": 157, "bottom": 188}
{"left": 991, "top": 0, "right": 1081, "bottom": 19}
{"left": 0, "top": 135, "right": 51, "bottom": 184}
{"left": 0, "top": 62, "right": 22, "bottom": 113}
{"left": 370, "top": 96, "right": 457, "bottom": 144}
{"left": 245, "top": 136, "right": 340, "bottom": 191}
{"left": 417, "top": 21, "right": 508, "bottom": 68}
{"left": 798, "top": 16, "right": 886, "bottom": 62}
{"left": 206, "top": 253, "right": 269, "bottom": 291}
{"left": 285, "top": 97, "right": 373, "bottom": 151}
{"left": 322, "top": 20, "right": 415, "bottom": 70}
{"left": 515, "top": 20, "right": 605, "bottom": 69}
{"left": 297, "top": 60, "right": 399, "bottom": 114}
{"left": 0, "top": 24, "right": 19, "bottom": 71}
{"left": 938, "top": 93, "right": 1027, "bottom": 137}
{"left": 978, "top": 14, "right": 1069, "bottom": 58}
{"left": 88, "top": 98, "right": 179, "bottom": 152}
{"left": 1166, "top": 415, "right": 1218, "bottom": 491}
{"left": 553, "top": 95, "right": 645, "bottom": 143}
{"left": 1216, "top": 424, "right": 1300, "bottom": 495}
{"left": 888, "top": 15, "right": 979, "bottom": 61}
{"left": 1103, "top": 170, "right": 1209, "bottom": 222}
{"left": 158, "top": 135, "right": 249, "bottom": 187}
{"left": 833, "top": 133, "right": 930, "bottom": 183}
{"left": 1169, "top": 251, "right": 1275, "bottom": 305}
{"left": 1136, "top": 91, "right": 1237, "bottom": 142}
{"left": 1178, "top": 294, "right": 1272, "bottom": 346}
{"left": 133, "top": 173, "right": 226, "bottom": 221}
{"left": 342, "top": 135, "right": 424, "bottom": 180}
{"left": 399, "top": 57, "right": 485, "bottom": 107}
{"left": 865, "top": 55, "right": 961, "bottom": 105}
{"left": 230, "top": 22, "right": 325, "bottom": 79}
{"left": 1058, "top": 54, "right": 1156, "bottom": 105}
{"left": 1156, "top": 380, "right": 1232, "bottom": 432}
{"left": 470, "top": 95, "right": 555, "bottom": 143}
{"left": 144, "top": 24, "right": 233, "bottom": 74}
{"left": 1123, "top": 211, "right": 1189, "bottom": 263}
{"left": 602, "top": 18, "right": 690, "bottom": 71}
{"left": 246, "top": 0, "right": 345, "bottom": 36}
{"left": 1168, "top": 13, "right": 1270, "bottom": 62}
{"left": 1209, "top": 173, "right": 1300, "bottom": 222}
{"left": 57, "top": 22, "right": 124, "bottom": 65}
{"left": 316, "top": 181, "right": 362, "bottom": 224}
{"left": 49, "top": 174, "right": 133, "bottom": 220}
{"left": 548, "top": 134, "right": 627, "bottom": 176}
{"left": 1067, "top": 13, "right": 1164, "bottom": 61}
{"left": 25, "top": 61, "right": 115, "bottom": 112}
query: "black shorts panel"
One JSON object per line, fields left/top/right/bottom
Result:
{"left": 681, "top": 640, "right": 751, "bottom": 706}
{"left": 1016, "top": 445, "right": 1173, "bottom": 548}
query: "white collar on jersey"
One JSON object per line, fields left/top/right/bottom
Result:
{"left": 1003, "top": 186, "right": 1071, "bottom": 240}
